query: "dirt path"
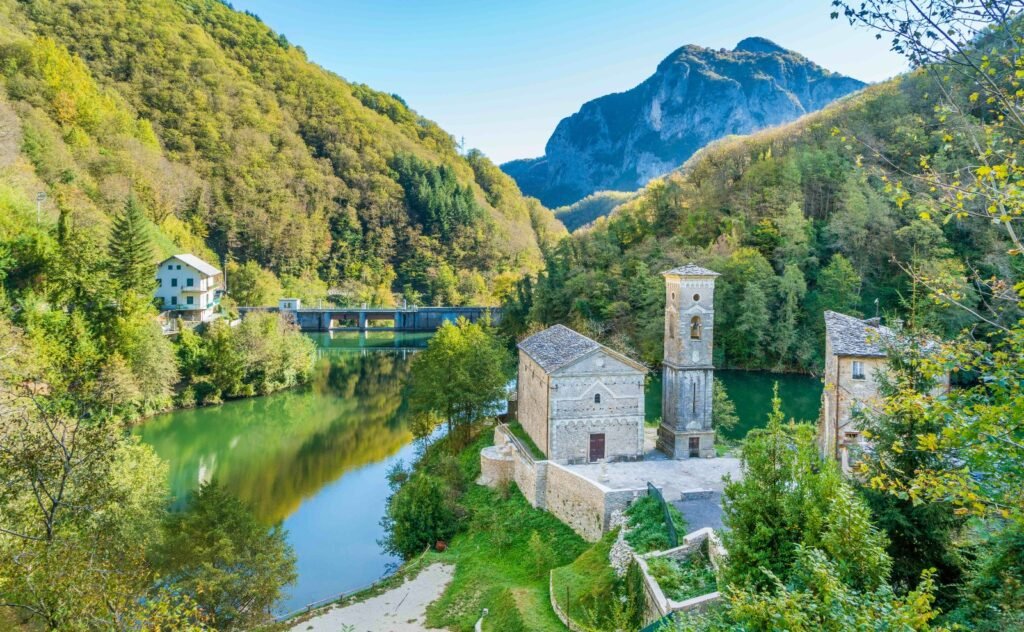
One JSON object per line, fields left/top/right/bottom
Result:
{"left": 290, "top": 563, "right": 455, "bottom": 632}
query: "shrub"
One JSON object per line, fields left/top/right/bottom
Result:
{"left": 624, "top": 495, "right": 687, "bottom": 554}
{"left": 647, "top": 552, "right": 717, "bottom": 602}
{"left": 379, "top": 473, "right": 457, "bottom": 559}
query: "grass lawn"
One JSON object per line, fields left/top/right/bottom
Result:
{"left": 422, "top": 430, "right": 588, "bottom": 631}
{"left": 549, "top": 529, "right": 619, "bottom": 627}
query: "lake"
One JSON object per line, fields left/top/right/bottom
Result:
{"left": 135, "top": 332, "right": 431, "bottom": 615}
{"left": 136, "top": 335, "right": 822, "bottom": 615}
{"left": 645, "top": 370, "right": 823, "bottom": 439}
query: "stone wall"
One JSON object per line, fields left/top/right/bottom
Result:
{"left": 517, "top": 352, "right": 550, "bottom": 457}
{"left": 477, "top": 445, "right": 514, "bottom": 487}
{"left": 544, "top": 463, "right": 611, "bottom": 541}
{"left": 636, "top": 528, "right": 727, "bottom": 624}
{"left": 491, "top": 425, "right": 645, "bottom": 542}
{"left": 548, "top": 351, "right": 645, "bottom": 463}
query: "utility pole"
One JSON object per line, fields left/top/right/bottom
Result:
{"left": 35, "top": 191, "right": 46, "bottom": 224}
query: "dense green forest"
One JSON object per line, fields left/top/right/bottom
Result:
{"left": 506, "top": 70, "right": 1020, "bottom": 372}
{"left": 0, "top": 0, "right": 564, "bottom": 308}
{"left": 553, "top": 190, "right": 637, "bottom": 232}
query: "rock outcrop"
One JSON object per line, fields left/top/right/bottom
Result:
{"left": 502, "top": 37, "right": 865, "bottom": 208}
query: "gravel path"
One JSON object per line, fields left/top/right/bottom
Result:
{"left": 290, "top": 563, "right": 454, "bottom": 632}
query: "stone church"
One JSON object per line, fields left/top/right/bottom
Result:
{"left": 516, "top": 325, "right": 647, "bottom": 464}
{"left": 514, "top": 264, "right": 721, "bottom": 464}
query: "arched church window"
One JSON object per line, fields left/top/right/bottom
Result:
{"left": 594, "top": 393, "right": 601, "bottom": 404}
{"left": 690, "top": 316, "right": 702, "bottom": 340}
{"left": 669, "top": 322, "right": 675, "bottom": 339}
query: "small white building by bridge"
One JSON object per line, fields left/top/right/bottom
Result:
{"left": 155, "top": 254, "right": 223, "bottom": 323}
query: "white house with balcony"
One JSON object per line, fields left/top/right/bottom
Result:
{"left": 155, "top": 254, "right": 223, "bottom": 323}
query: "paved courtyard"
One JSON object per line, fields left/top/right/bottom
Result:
{"left": 565, "top": 428, "right": 742, "bottom": 530}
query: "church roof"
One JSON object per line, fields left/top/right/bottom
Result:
{"left": 517, "top": 324, "right": 645, "bottom": 374}
{"left": 824, "top": 311, "right": 892, "bottom": 357}
{"left": 518, "top": 325, "right": 600, "bottom": 373}
{"left": 662, "top": 264, "right": 720, "bottom": 277}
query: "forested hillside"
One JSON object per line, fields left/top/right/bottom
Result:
{"left": 506, "top": 71, "right": 1019, "bottom": 372}
{"left": 0, "top": 0, "right": 564, "bottom": 307}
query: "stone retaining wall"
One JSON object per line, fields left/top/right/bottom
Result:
{"left": 484, "top": 425, "right": 644, "bottom": 542}
{"left": 635, "top": 528, "right": 727, "bottom": 623}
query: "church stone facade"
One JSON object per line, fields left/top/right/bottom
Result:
{"left": 657, "top": 265, "right": 719, "bottom": 459}
{"left": 517, "top": 325, "right": 647, "bottom": 464}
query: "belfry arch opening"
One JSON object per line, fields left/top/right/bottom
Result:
{"left": 690, "top": 316, "right": 702, "bottom": 340}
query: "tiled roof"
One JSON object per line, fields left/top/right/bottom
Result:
{"left": 824, "top": 311, "right": 891, "bottom": 357}
{"left": 160, "top": 254, "right": 221, "bottom": 277}
{"left": 517, "top": 324, "right": 603, "bottom": 373}
{"left": 662, "top": 264, "right": 720, "bottom": 277}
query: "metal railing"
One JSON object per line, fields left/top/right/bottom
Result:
{"left": 647, "top": 482, "right": 678, "bottom": 548}
{"left": 498, "top": 423, "right": 537, "bottom": 464}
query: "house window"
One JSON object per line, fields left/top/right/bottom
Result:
{"left": 186, "top": 296, "right": 194, "bottom": 305}
{"left": 690, "top": 316, "right": 702, "bottom": 340}
{"left": 171, "top": 296, "right": 178, "bottom": 305}
{"left": 594, "top": 393, "right": 601, "bottom": 404}
{"left": 186, "top": 278, "right": 194, "bottom": 287}
{"left": 157, "top": 279, "right": 162, "bottom": 287}
{"left": 171, "top": 278, "right": 178, "bottom": 287}
{"left": 852, "top": 361, "right": 866, "bottom": 380}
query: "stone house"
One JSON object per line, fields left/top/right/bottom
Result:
{"left": 819, "top": 311, "right": 893, "bottom": 471}
{"left": 154, "top": 254, "right": 223, "bottom": 323}
{"left": 517, "top": 324, "right": 647, "bottom": 464}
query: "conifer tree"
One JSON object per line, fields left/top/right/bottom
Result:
{"left": 108, "top": 195, "right": 155, "bottom": 295}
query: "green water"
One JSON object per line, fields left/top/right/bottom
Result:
{"left": 645, "top": 369, "right": 822, "bottom": 439}
{"left": 134, "top": 332, "right": 430, "bottom": 614}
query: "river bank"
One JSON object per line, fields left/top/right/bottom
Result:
{"left": 289, "top": 563, "right": 455, "bottom": 632}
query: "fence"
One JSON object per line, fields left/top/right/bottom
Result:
{"left": 647, "top": 482, "right": 678, "bottom": 549}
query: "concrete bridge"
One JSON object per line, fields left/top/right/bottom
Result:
{"left": 237, "top": 305, "right": 501, "bottom": 332}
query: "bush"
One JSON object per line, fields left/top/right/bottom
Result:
{"left": 174, "top": 313, "right": 315, "bottom": 403}
{"left": 625, "top": 495, "right": 687, "bottom": 554}
{"left": 646, "top": 551, "right": 717, "bottom": 601}
{"left": 380, "top": 472, "right": 458, "bottom": 559}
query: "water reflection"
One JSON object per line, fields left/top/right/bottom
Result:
{"left": 137, "top": 335, "right": 428, "bottom": 524}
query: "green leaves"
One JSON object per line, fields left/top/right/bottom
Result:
{"left": 407, "top": 317, "right": 510, "bottom": 444}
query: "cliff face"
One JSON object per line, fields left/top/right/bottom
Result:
{"left": 503, "top": 37, "right": 866, "bottom": 208}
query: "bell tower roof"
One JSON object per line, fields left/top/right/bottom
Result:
{"left": 662, "top": 264, "right": 720, "bottom": 277}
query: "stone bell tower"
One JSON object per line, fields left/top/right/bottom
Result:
{"left": 657, "top": 264, "right": 719, "bottom": 459}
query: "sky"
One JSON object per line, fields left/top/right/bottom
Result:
{"left": 231, "top": 0, "right": 908, "bottom": 164}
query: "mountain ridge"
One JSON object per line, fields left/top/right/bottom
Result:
{"left": 0, "top": 0, "right": 565, "bottom": 306}
{"left": 502, "top": 37, "right": 866, "bottom": 210}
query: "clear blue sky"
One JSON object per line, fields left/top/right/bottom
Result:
{"left": 231, "top": 0, "right": 906, "bottom": 164}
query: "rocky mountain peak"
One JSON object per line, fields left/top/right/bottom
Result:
{"left": 733, "top": 36, "right": 790, "bottom": 55}
{"left": 502, "top": 38, "right": 865, "bottom": 211}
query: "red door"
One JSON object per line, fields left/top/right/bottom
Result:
{"left": 589, "top": 433, "right": 606, "bottom": 462}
